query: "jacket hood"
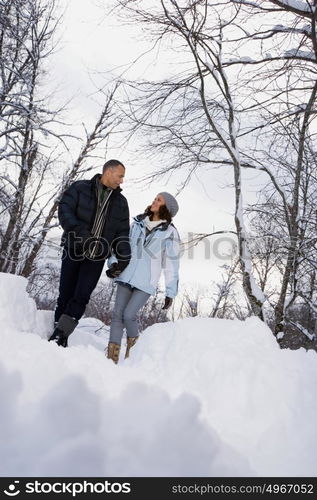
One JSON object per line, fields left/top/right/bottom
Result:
{"left": 134, "top": 213, "right": 172, "bottom": 231}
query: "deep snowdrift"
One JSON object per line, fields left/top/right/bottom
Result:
{"left": 0, "top": 272, "right": 316, "bottom": 477}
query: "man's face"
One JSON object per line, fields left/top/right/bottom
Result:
{"left": 101, "top": 165, "right": 125, "bottom": 189}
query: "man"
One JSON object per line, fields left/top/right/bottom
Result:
{"left": 49, "top": 159, "right": 131, "bottom": 347}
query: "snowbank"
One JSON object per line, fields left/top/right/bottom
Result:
{"left": 0, "top": 273, "right": 316, "bottom": 477}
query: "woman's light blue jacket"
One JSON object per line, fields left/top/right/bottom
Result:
{"left": 110, "top": 214, "right": 180, "bottom": 297}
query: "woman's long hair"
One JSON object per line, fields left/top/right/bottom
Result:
{"left": 144, "top": 205, "right": 172, "bottom": 223}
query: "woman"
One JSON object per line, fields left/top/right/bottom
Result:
{"left": 105, "top": 192, "right": 180, "bottom": 364}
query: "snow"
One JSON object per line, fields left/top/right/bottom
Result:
{"left": 284, "top": 49, "right": 315, "bottom": 60}
{"left": 224, "top": 56, "right": 256, "bottom": 65}
{"left": 231, "top": 0, "right": 311, "bottom": 14}
{"left": 275, "top": 0, "right": 311, "bottom": 12}
{"left": 272, "top": 24, "right": 311, "bottom": 35}
{"left": 239, "top": 56, "right": 255, "bottom": 63}
{"left": 0, "top": 272, "right": 317, "bottom": 477}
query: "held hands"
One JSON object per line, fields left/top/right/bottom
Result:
{"left": 162, "top": 296, "right": 173, "bottom": 310}
{"left": 106, "top": 263, "right": 122, "bottom": 279}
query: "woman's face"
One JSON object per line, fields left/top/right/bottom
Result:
{"left": 150, "top": 194, "right": 166, "bottom": 213}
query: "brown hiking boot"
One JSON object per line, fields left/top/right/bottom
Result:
{"left": 125, "top": 336, "right": 138, "bottom": 359}
{"left": 107, "top": 342, "right": 121, "bottom": 364}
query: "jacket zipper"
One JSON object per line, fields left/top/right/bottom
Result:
{"left": 89, "top": 191, "right": 113, "bottom": 258}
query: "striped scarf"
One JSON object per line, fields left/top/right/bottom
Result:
{"left": 84, "top": 178, "right": 113, "bottom": 259}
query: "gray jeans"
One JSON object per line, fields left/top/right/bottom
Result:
{"left": 109, "top": 283, "right": 150, "bottom": 345}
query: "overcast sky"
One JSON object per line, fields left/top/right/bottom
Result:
{"left": 48, "top": 0, "right": 265, "bottom": 289}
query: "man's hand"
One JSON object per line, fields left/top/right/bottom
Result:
{"left": 162, "top": 296, "right": 173, "bottom": 310}
{"left": 106, "top": 263, "right": 122, "bottom": 278}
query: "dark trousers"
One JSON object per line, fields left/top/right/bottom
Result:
{"left": 54, "top": 247, "right": 105, "bottom": 322}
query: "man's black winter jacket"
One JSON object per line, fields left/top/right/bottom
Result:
{"left": 58, "top": 174, "right": 131, "bottom": 267}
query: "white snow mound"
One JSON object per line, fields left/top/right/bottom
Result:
{"left": 0, "top": 273, "right": 316, "bottom": 477}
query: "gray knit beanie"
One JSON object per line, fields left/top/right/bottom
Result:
{"left": 158, "top": 192, "right": 179, "bottom": 217}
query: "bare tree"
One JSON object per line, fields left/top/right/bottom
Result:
{"left": 228, "top": 2, "right": 317, "bottom": 335}
{"left": 85, "top": 278, "right": 117, "bottom": 324}
{"left": 209, "top": 259, "right": 240, "bottom": 318}
{"left": 0, "top": 0, "right": 123, "bottom": 277}
{"left": 111, "top": 0, "right": 317, "bottom": 336}
{"left": 243, "top": 125, "right": 317, "bottom": 338}
{"left": 20, "top": 83, "right": 122, "bottom": 278}
{"left": 138, "top": 289, "right": 170, "bottom": 329}
{"left": 0, "top": 0, "right": 62, "bottom": 273}
{"left": 114, "top": 0, "right": 267, "bottom": 318}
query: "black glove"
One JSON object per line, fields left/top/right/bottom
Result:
{"left": 106, "top": 263, "right": 122, "bottom": 279}
{"left": 162, "top": 296, "right": 173, "bottom": 310}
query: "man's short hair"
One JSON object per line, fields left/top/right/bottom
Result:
{"left": 103, "top": 159, "right": 125, "bottom": 173}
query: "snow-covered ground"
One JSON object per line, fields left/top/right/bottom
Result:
{"left": 0, "top": 272, "right": 316, "bottom": 477}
